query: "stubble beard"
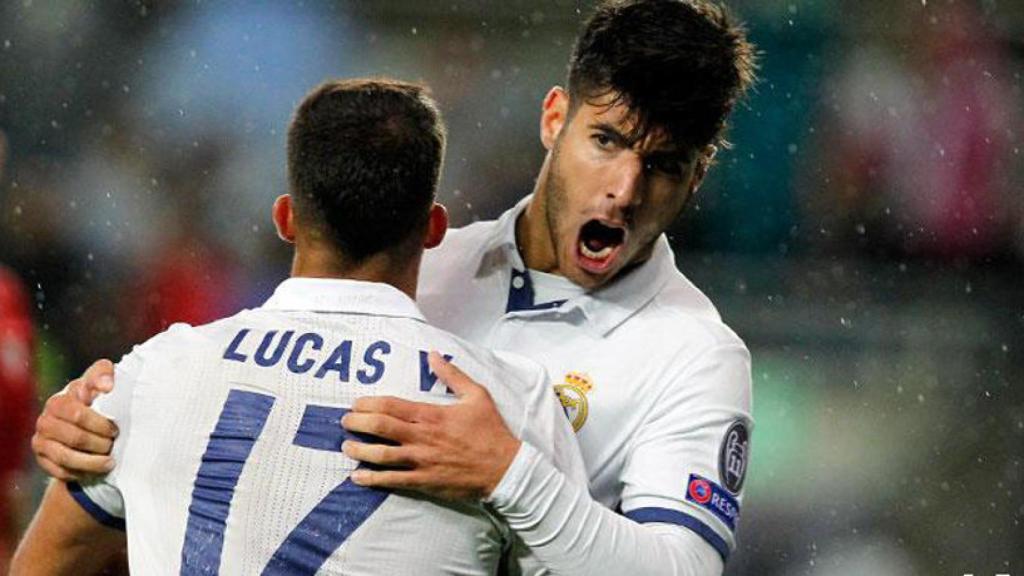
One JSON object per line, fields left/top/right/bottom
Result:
{"left": 543, "top": 143, "right": 570, "bottom": 277}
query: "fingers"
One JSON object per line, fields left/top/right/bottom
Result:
{"left": 351, "top": 395, "right": 436, "bottom": 423}
{"left": 43, "top": 393, "right": 119, "bottom": 439}
{"left": 67, "top": 378, "right": 91, "bottom": 404}
{"left": 341, "top": 441, "right": 416, "bottom": 468}
{"left": 70, "top": 404, "right": 120, "bottom": 439}
{"left": 36, "top": 415, "right": 115, "bottom": 455}
{"left": 32, "top": 437, "right": 114, "bottom": 477}
{"left": 75, "top": 359, "right": 116, "bottom": 402}
{"left": 427, "top": 351, "right": 481, "bottom": 397}
{"left": 82, "top": 358, "right": 115, "bottom": 387}
{"left": 35, "top": 454, "right": 77, "bottom": 482}
{"left": 341, "top": 412, "right": 416, "bottom": 443}
{"left": 349, "top": 468, "right": 427, "bottom": 490}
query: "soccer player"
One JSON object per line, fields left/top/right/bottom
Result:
{"left": 12, "top": 79, "right": 585, "bottom": 575}
{"left": 33, "top": 1, "right": 757, "bottom": 573}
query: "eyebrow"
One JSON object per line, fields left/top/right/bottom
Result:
{"left": 588, "top": 122, "right": 686, "bottom": 158}
{"left": 588, "top": 122, "right": 631, "bottom": 146}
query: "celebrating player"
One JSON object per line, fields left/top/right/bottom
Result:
{"left": 31, "top": 1, "right": 757, "bottom": 574}
{"left": 12, "top": 79, "right": 585, "bottom": 575}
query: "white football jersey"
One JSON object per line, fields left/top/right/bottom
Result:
{"left": 419, "top": 196, "right": 753, "bottom": 563}
{"left": 72, "top": 278, "right": 586, "bottom": 575}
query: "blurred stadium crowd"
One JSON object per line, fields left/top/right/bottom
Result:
{"left": 0, "top": 1, "right": 1021, "bottom": 574}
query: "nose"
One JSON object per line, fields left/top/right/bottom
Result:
{"left": 605, "top": 153, "right": 644, "bottom": 210}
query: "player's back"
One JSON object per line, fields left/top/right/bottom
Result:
{"left": 75, "top": 278, "right": 583, "bottom": 575}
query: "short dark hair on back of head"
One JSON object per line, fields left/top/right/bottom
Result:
{"left": 287, "top": 78, "right": 445, "bottom": 262}
{"left": 568, "top": 0, "right": 757, "bottom": 152}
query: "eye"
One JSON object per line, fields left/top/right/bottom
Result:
{"left": 644, "top": 155, "right": 684, "bottom": 177}
{"left": 592, "top": 133, "right": 615, "bottom": 150}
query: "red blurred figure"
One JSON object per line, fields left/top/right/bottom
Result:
{"left": 0, "top": 266, "right": 36, "bottom": 569}
{"left": 135, "top": 235, "right": 242, "bottom": 338}
{"left": 814, "top": 2, "right": 1019, "bottom": 259}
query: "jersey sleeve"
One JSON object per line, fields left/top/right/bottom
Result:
{"left": 618, "top": 343, "right": 753, "bottom": 562}
{"left": 67, "top": 343, "right": 149, "bottom": 530}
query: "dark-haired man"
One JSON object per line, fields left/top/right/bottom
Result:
{"left": 32, "top": 1, "right": 757, "bottom": 574}
{"left": 13, "top": 79, "right": 585, "bottom": 575}
{"left": 348, "top": 2, "right": 756, "bottom": 573}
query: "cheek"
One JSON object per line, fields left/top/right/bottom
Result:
{"left": 550, "top": 163, "right": 588, "bottom": 224}
{"left": 634, "top": 193, "right": 685, "bottom": 239}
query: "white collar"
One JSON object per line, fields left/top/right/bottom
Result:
{"left": 262, "top": 277, "right": 426, "bottom": 322}
{"left": 473, "top": 195, "right": 677, "bottom": 336}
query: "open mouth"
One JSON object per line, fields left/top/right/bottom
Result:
{"left": 576, "top": 219, "right": 626, "bottom": 273}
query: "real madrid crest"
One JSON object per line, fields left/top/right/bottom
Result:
{"left": 554, "top": 372, "right": 592, "bottom": 432}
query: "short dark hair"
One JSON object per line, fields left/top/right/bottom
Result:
{"left": 287, "top": 78, "right": 445, "bottom": 262}
{"left": 567, "top": 0, "right": 757, "bottom": 152}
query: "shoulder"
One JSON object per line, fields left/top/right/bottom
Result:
{"left": 637, "top": 270, "right": 747, "bottom": 355}
{"left": 120, "top": 308, "right": 261, "bottom": 371}
{"left": 418, "top": 323, "right": 546, "bottom": 391}
{"left": 624, "top": 273, "right": 751, "bottom": 400}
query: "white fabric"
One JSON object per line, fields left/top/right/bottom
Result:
{"left": 80, "top": 278, "right": 587, "bottom": 575}
{"left": 419, "top": 195, "right": 753, "bottom": 571}
{"left": 488, "top": 442, "right": 724, "bottom": 575}
{"left": 527, "top": 268, "right": 585, "bottom": 305}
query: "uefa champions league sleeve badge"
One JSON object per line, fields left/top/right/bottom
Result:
{"left": 719, "top": 420, "right": 750, "bottom": 495}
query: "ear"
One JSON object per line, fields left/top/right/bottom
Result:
{"left": 540, "top": 87, "right": 570, "bottom": 150}
{"left": 272, "top": 194, "right": 296, "bottom": 243}
{"left": 424, "top": 202, "right": 448, "bottom": 249}
{"left": 688, "top": 145, "right": 718, "bottom": 196}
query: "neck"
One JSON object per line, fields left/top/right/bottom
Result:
{"left": 516, "top": 160, "right": 559, "bottom": 273}
{"left": 289, "top": 243, "right": 420, "bottom": 299}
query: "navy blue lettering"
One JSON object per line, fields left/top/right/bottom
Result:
{"left": 223, "top": 329, "right": 251, "bottom": 363}
{"left": 357, "top": 341, "right": 391, "bottom": 385}
{"left": 418, "top": 350, "right": 454, "bottom": 394}
{"left": 254, "top": 330, "right": 295, "bottom": 367}
{"left": 287, "top": 333, "right": 324, "bottom": 374}
{"left": 315, "top": 340, "right": 352, "bottom": 382}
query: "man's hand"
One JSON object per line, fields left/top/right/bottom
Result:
{"left": 32, "top": 360, "right": 119, "bottom": 481}
{"left": 341, "top": 351, "right": 521, "bottom": 500}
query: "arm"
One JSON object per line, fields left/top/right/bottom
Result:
{"left": 492, "top": 344, "right": 753, "bottom": 575}
{"left": 10, "top": 481, "right": 126, "bottom": 575}
{"left": 347, "top": 347, "right": 751, "bottom": 575}
{"left": 18, "top": 352, "right": 141, "bottom": 575}
{"left": 489, "top": 444, "right": 723, "bottom": 575}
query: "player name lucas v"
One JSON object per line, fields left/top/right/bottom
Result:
{"left": 221, "top": 327, "right": 456, "bottom": 395}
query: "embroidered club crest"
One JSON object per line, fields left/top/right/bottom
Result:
{"left": 554, "top": 372, "right": 592, "bottom": 432}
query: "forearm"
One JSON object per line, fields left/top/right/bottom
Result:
{"left": 488, "top": 443, "right": 724, "bottom": 576}
{"left": 11, "top": 533, "right": 95, "bottom": 575}
{"left": 11, "top": 481, "right": 126, "bottom": 576}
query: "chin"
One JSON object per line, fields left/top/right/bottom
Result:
{"left": 567, "top": 267, "right": 615, "bottom": 291}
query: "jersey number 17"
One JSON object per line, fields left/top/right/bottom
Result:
{"left": 180, "top": 389, "right": 388, "bottom": 575}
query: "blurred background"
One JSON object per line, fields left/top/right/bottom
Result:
{"left": 0, "top": 0, "right": 1020, "bottom": 573}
